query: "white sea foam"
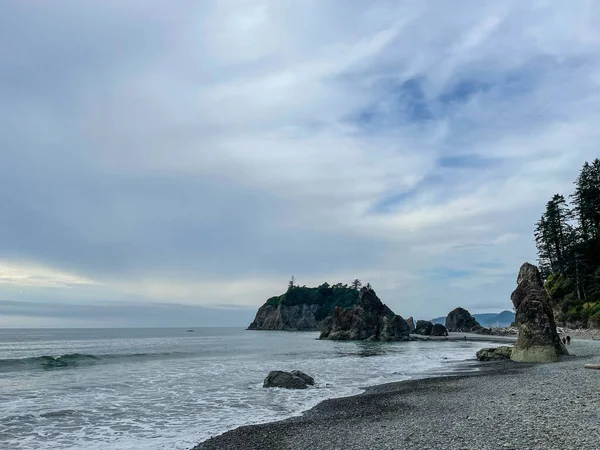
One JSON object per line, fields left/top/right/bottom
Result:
{"left": 0, "top": 328, "right": 485, "bottom": 450}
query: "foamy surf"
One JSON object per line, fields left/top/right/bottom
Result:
{"left": 0, "top": 328, "right": 486, "bottom": 450}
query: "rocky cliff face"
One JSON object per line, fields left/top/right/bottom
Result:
{"left": 511, "top": 262, "right": 568, "bottom": 363}
{"left": 248, "top": 303, "right": 321, "bottom": 331}
{"left": 319, "top": 287, "right": 410, "bottom": 341}
{"left": 247, "top": 285, "right": 359, "bottom": 331}
{"left": 445, "top": 307, "right": 482, "bottom": 332}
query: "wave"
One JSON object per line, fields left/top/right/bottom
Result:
{"left": 0, "top": 351, "right": 184, "bottom": 373}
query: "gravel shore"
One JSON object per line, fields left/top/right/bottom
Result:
{"left": 193, "top": 339, "right": 600, "bottom": 450}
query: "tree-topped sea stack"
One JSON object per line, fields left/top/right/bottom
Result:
{"left": 248, "top": 283, "right": 359, "bottom": 331}
{"left": 445, "top": 307, "right": 481, "bottom": 332}
{"left": 319, "top": 287, "right": 411, "bottom": 341}
{"left": 510, "top": 262, "right": 568, "bottom": 363}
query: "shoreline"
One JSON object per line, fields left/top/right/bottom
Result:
{"left": 193, "top": 338, "right": 600, "bottom": 450}
{"left": 411, "top": 331, "right": 517, "bottom": 343}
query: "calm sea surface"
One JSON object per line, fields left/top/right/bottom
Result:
{"left": 0, "top": 328, "right": 486, "bottom": 449}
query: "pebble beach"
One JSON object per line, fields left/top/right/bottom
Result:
{"left": 194, "top": 338, "right": 600, "bottom": 450}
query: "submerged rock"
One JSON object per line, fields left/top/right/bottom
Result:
{"left": 445, "top": 307, "right": 482, "bottom": 332}
{"left": 431, "top": 323, "right": 449, "bottom": 336}
{"left": 510, "top": 262, "right": 568, "bottom": 363}
{"left": 263, "top": 370, "right": 314, "bottom": 389}
{"left": 407, "top": 316, "right": 415, "bottom": 333}
{"left": 414, "top": 320, "right": 433, "bottom": 336}
{"left": 319, "top": 287, "right": 410, "bottom": 341}
{"left": 476, "top": 346, "right": 513, "bottom": 361}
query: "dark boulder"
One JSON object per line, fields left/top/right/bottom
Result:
{"left": 445, "top": 307, "right": 482, "bottom": 332}
{"left": 431, "top": 323, "right": 448, "bottom": 336}
{"left": 476, "top": 346, "right": 513, "bottom": 361}
{"left": 475, "top": 327, "right": 493, "bottom": 335}
{"left": 414, "top": 320, "right": 433, "bottom": 335}
{"left": 263, "top": 370, "right": 314, "bottom": 389}
{"left": 290, "top": 370, "right": 315, "bottom": 386}
{"left": 510, "top": 263, "right": 568, "bottom": 363}
{"left": 319, "top": 287, "right": 410, "bottom": 341}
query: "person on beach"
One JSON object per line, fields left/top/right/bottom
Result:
{"left": 566, "top": 335, "right": 571, "bottom": 345}
{"left": 562, "top": 337, "right": 567, "bottom": 345}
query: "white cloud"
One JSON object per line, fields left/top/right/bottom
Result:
{"left": 2, "top": 1, "right": 600, "bottom": 323}
{"left": 0, "top": 261, "right": 96, "bottom": 288}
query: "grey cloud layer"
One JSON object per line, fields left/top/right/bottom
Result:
{"left": 2, "top": 1, "right": 600, "bottom": 325}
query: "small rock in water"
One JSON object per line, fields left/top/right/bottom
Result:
{"left": 263, "top": 370, "right": 315, "bottom": 389}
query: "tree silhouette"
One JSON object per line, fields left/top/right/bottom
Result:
{"left": 288, "top": 275, "right": 296, "bottom": 290}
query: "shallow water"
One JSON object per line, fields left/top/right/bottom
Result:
{"left": 0, "top": 328, "right": 486, "bottom": 449}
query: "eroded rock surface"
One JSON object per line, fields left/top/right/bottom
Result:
{"left": 407, "top": 317, "right": 415, "bottom": 333}
{"left": 510, "top": 262, "right": 568, "bottom": 363}
{"left": 319, "top": 287, "right": 410, "bottom": 341}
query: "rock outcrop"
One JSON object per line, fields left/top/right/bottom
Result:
{"left": 414, "top": 320, "right": 433, "bottom": 335}
{"left": 431, "top": 323, "right": 449, "bottom": 336}
{"left": 445, "top": 307, "right": 482, "bottom": 332}
{"left": 407, "top": 316, "right": 415, "bottom": 333}
{"left": 248, "top": 303, "right": 320, "bottom": 331}
{"left": 475, "top": 327, "right": 493, "bottom": 335}
{"left": 510, "top": 263, "right": 568, "bottom": 363}
{"left": 319, "top": 287, "right": 410, "bottom": 341}
{"left": 263, "top": 370, "right": 315, "bottom": 389}
{"left": 476, "top": 346, "right": 513, "bottom": 361}
{"left": 248, "top": 285, "right": 359, "bottom": 331}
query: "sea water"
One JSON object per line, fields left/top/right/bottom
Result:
{"left": 0, "top": 328, "right": 485, "bottom": 449}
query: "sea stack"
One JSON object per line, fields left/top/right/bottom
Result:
{"left": 319, "top": 287, "right": 410, "bottom": 341}
{"left": 510, "top": 262, "right": 568, "bottom": 363}
{"left": 445, "top": 307, "right": 481, "bottom": 332}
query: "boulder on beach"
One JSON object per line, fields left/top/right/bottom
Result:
{"left": 475, "top": 327, "right": 493, "bottom": 335}
{"left": 263, "top": 370, "right": 315, "bottom": 389}
{"left": 431, "top": 323, "right": 449, "bottom": 336}
{"left": 319, "top": 287, "right": 410, "bottom": 341}
{"left": 510, "top": 262, "right": 568, "bottom": 363}
{"left": 476, "top": 346, "right": 513, "bottom": 361}
{"left": 407, "top": 316, "right": 415, "bottom": 333}
{"left": 445, "top": 307, "right": 482, "bottom": 332}
{"left": 414, "top": 320, "right": 433, "bottom": 336}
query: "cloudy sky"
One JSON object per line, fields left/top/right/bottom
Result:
{"left": 1, "top": 1, "right": 600, "bottom": 327}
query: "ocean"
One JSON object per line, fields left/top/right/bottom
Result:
{"left": 0, "top": 328, "right": 486, "bottom": 449}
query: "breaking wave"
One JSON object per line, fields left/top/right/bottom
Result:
{"left": 0, "top": 352, "right": 183, "bottom": 372}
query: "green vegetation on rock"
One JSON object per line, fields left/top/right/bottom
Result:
{"left": 264, "top": 283, "right": 359, "bottom": 322}
{"left": 534, "top": 159, "right": 600, "bottom": 327}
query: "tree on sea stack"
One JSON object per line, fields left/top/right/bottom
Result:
{"left": 351, "top": 279, "right": 362, "bottom": 290}
{"left": 510, "top": 262, "right": 568, "bottom": 363}
{"left": 288, "top": 275, "right": 296, "bottom": 290}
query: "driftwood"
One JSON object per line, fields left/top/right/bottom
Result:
{"left": 584, "top": 364, "right": 600, "bottom": 370}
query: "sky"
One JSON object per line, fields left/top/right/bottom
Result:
{"left": 2, "top": 1, "right": 600, "bottom": 327}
